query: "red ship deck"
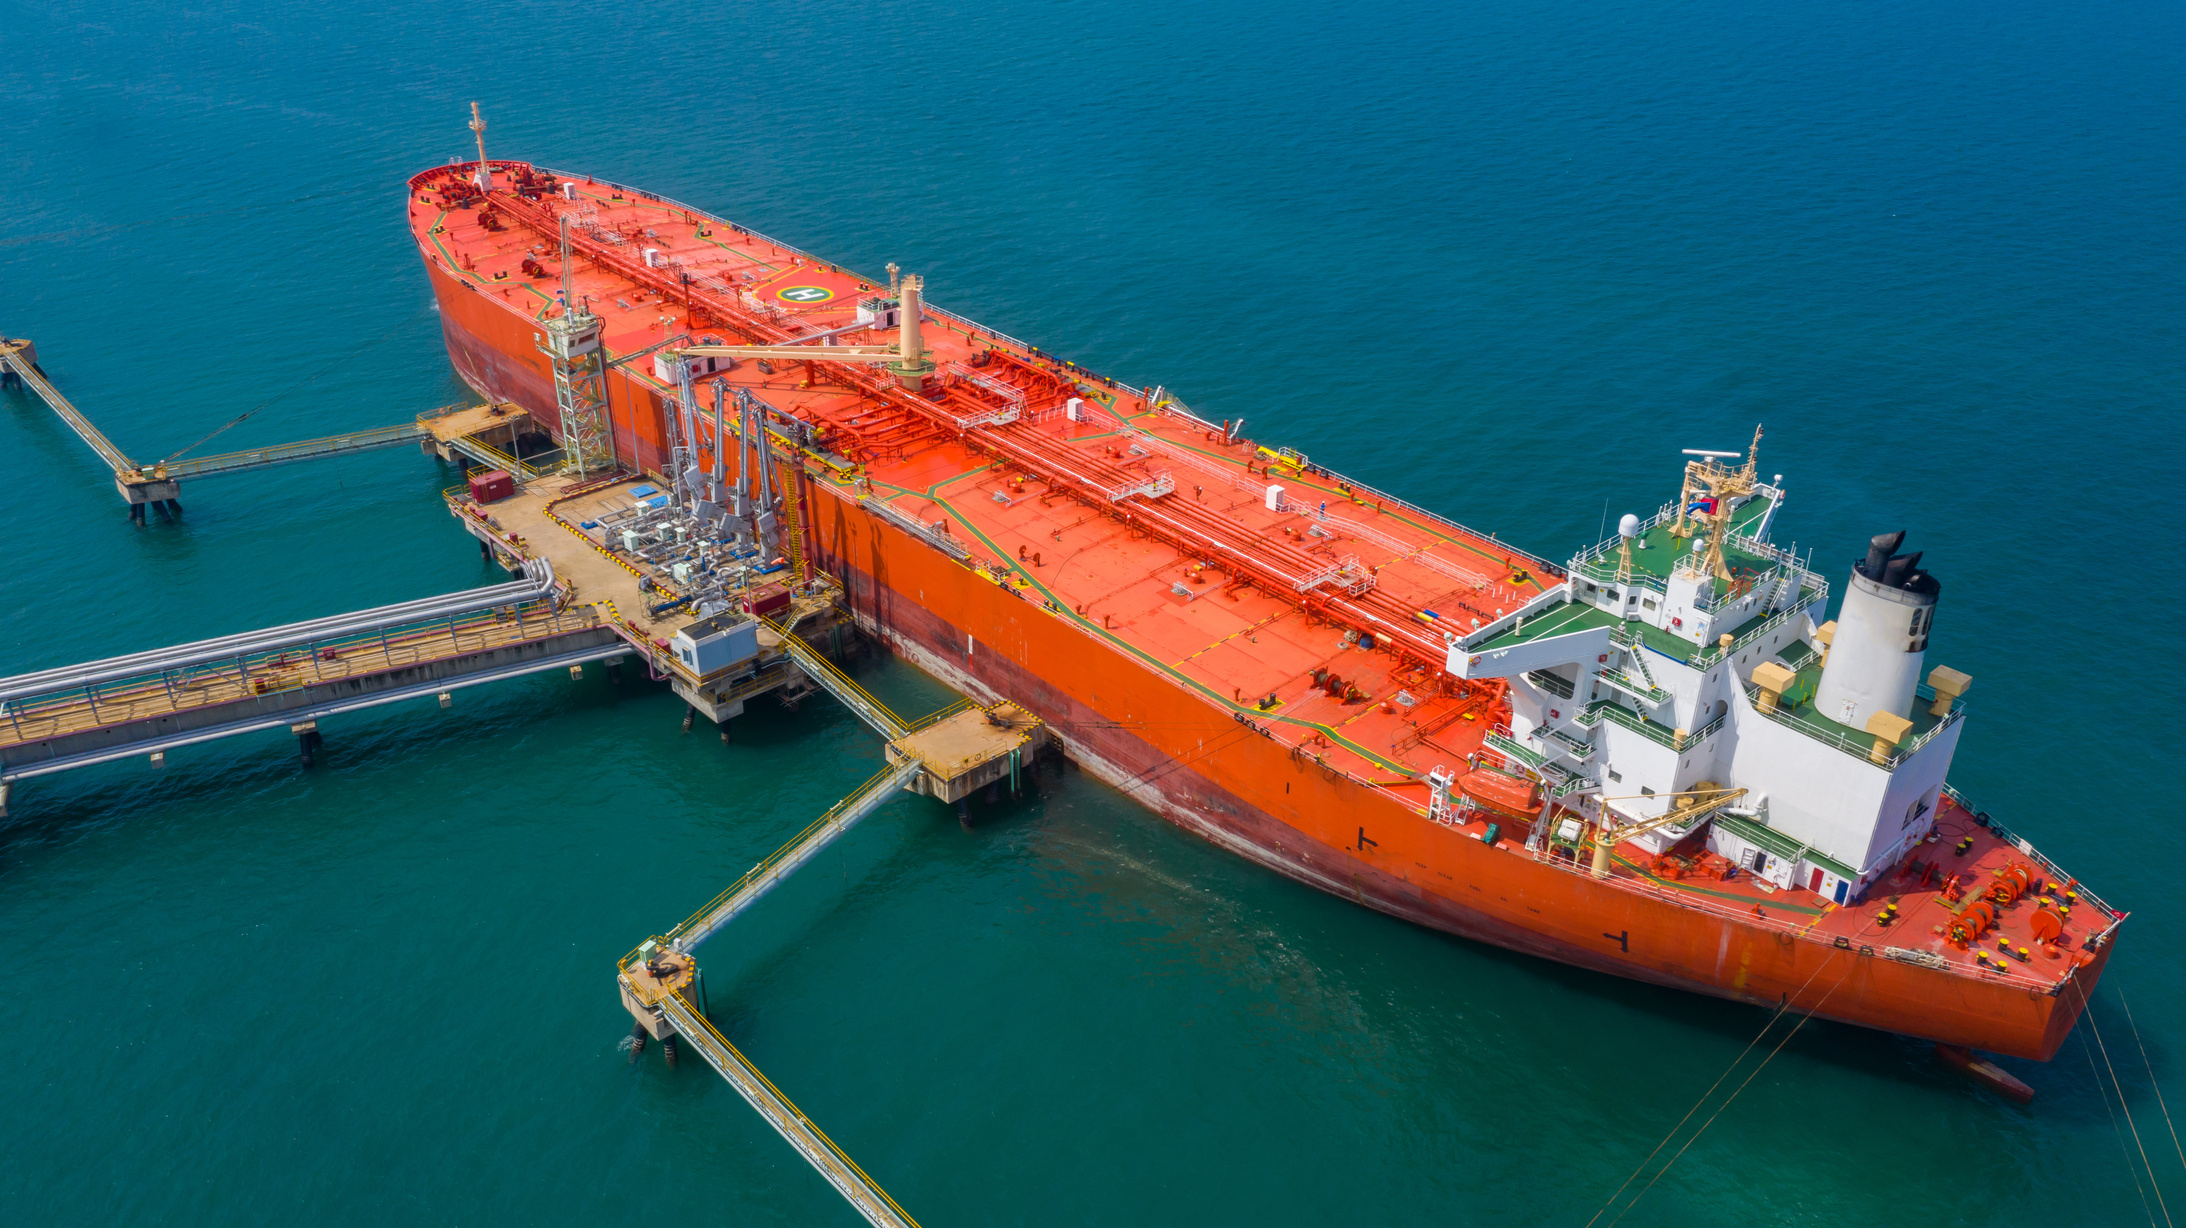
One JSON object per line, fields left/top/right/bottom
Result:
{"left": 407, "top": 160, "right": 1550, "bottom": 797}
{"left": 409, "top": 160, "right": 2119, "bottom": 1060}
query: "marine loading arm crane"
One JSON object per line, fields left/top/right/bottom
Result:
{"left": 673, "top": 273, "right": 937, "bottom": 391}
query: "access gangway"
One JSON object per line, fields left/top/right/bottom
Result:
{"left": 619, "top": 627, "right": 1050, "bottom": 1227}
{"left": 0, "top": 558, "right": 627, "bottom": 813}
{"left": 623, "top": 759, "right": 925, "bottom": 1228}
{"left": 764, "top": 618, "right": 910, "bottom": 739}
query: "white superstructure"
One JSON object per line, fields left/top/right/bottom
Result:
{"left": 1447, "top": 434, "right": 1971, "bottom": 905}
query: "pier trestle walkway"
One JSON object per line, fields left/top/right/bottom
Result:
{"left": 2, "top": 337, "right": 446, "bottom": 519}
{"left": 762, "top": 617, "right": 910, "bottom": 740}
{"left": 0, "top": 559, "right": 626, "bottom": 812}
{"left": 619, "top": 634, "right": 1049, "bottom": 1227}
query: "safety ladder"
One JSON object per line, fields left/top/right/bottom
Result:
{"left": 781, "top": 465, "right": 812, "bottom": 583}
{"left": 1611, "top": 627, "right": 1660, "bottom": 689}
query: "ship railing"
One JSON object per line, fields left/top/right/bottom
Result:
{"left": 542, "top": 165, "right": 1052, "bottom": 371}
{"left": 1939, "top": 786, "right": 2124, "bottom": 926}
{"left": 1522, "top": 669, "right": 1575, "bottom": 700}
{"left": 1689, "top": 604, "right": 1802, "bottom": 670}
{"left": 923, "top": 304, "right": 1039, "bottom": 368}
{"left": 1549, "top": 774, "right": 1597, "bottom": 800}
{"left": 950, "top": 404, "right": 1022, "bottom": 431}
{"left": 1573, "top": 502, "right": 1679, "bottom": 568}
{"left": 1484, "top": 730, "right": 1545, "bottom": 771}
{"left": 551, "top": 170, "right": 1549, "bottom": 581}
{"left": 1548, "top": 725, "right": 1595, "bottom": 758}
{"left": 1519, "top": 836, "right": 2068, "bottom": 993}
{"left": 1594, "top": 665, "right": 1670, "bottom": 706}
{"left": 1291, "top": 554, "right": 1373, "bottom": 597}
{"left": 1572, "top": 700, "right": 1686, "bottom": 750}
{"left": 1725, "top": 529, "right": 1806, "bottom": 572}
{"left": 1741, "top": 682, "right": 1869, "bottom": 759}
{"left": 1741, "top": 682, "right": 1963, "bottom": 768}
{"left": 1685, "top": 709, "right": 1728, "bottom": 746}
{"left": 1570, "top": 558, "right": 1669, "bottom": 595}
{"left": 1898, "top": 698, "right": 1966, "bottom": 759}
{"left": 1098, "top": 471, "right": 1177, "bottom": 504}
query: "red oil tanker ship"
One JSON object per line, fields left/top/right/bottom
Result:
{"left": 407, "top": 153, "right": 2118, "bottom": 1062}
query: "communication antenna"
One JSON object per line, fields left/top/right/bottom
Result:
{"left": 559, "top": 212, "right": 576, "bottom": 311}
{"left": 1615, "top": 513, "right": 1641, "bottom": 583}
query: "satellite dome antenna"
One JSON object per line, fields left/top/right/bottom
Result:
{"left": 1615, "top": 513, "right": 1641, "bottom": 581}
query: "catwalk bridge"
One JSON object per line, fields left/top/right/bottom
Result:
{"left": 0, "top": 559, "right": 626, "bottom": 814}
{"left": 619, "top": 623, "right": 1049, "bottom": 1228}
{"left": 2, "top": 337, "right": 438, "bottom": 521}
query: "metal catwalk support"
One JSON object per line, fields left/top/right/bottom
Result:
{"left": 622, "top": 759, "right": 924, "bottom": 1228}
{"left": 761, "top": 620, "right": 908, "bottom": 740}
{"left": 2, "top": 337, "right": 432, "bottom": 511}
{"left": 657, "top": 996, "right": 919, "bottom": 1228}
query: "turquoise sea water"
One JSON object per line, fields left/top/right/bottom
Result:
{"left": 3, "top": 1, "right": 2181, "bottom": 1223}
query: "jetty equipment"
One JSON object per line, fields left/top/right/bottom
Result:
{"left": 1, "top": 337, "right": 435, "bottom": 521}
{"left": 618, "top": 685, "right": 1043, "bottom": 1228}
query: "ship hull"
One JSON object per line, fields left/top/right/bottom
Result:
{"left": 421, "top": 237, "right": 2097, "bottom": 1063}
{"left": 799, "top": 494, "right": 2096, "bottom": 1061}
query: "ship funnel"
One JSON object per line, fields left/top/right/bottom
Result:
{"left": 1814, "top": 530, "right": 1941, "bottom": 734}
{"left": 1859, "top": 530, "right": 1905, "bottom": 582}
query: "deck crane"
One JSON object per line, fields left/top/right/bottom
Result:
{"left": 1583, "top": 785, "right": 1749, "bottom": 878}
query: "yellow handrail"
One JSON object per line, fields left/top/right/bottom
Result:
{"left": 660, "top": 991, "right": 922, "bottom": 1227}
{"left": 652, "top": 760, "right": 910, "bottom": 952}
{"left": 761, "top": 618, "right": 907, "bottom": 739}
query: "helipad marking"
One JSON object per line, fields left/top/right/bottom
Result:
{"left": 777, "top": 286, "right": 835, "bottom": 303}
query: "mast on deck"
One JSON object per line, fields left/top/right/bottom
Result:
{"left": 468, "top": 101, "right": 490, "bottom": 193}
{"left": 539, "top": 214, "right": 616, "bottom": 477}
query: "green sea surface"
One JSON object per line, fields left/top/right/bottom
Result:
{"left": 3, "top": 1, "right": 2181, "bottom": 1223}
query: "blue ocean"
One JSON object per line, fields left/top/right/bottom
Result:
{"left": 2, "top": 0, "right": 2180, "bottom": 1223}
